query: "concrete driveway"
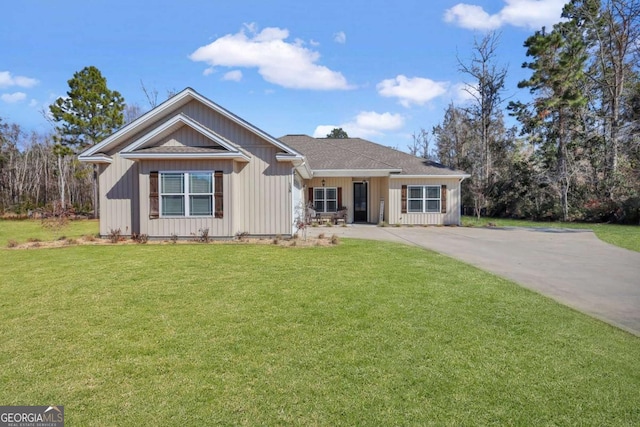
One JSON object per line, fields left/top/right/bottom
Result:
{"left": 308, "top": 225, "right": 640, "bottom": 336}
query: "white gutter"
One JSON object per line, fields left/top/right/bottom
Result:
{"left": 78, "top": 154, "right": 112, "bottom": 164}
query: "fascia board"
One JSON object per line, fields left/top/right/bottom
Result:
{"left": 389, "top": 174, "right": 471, "bottom": 179}
{"left": 313, "top": 169, "right": 402, "bottom": 177}
{"left": 120, "top": 152, "right": 250, "bottom": 162}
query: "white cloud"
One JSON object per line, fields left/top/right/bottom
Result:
{"left": 377, "top": 75, "right": 449, "bottom": 107}
{"left": 29, "top": 99, "right": 38, "bottom": 107}
{"left": 333, "top": 31, "right": 346, "bottom": 44}
{"left": 0, "top": 71, "right": 39, "bottom": 88}
{"left": 313, "top": 125, "right": 338, "bottom": 138}
{"left": 189, "top": 23, "right": 352, "bottom": 90}
{"left": 222, "top": 70, "right": 243, "bottom": 82}
{"left": 1, "top": 92, "right": 27, "bottom": 103}
{"left": 313, "top": 111, "right": 405, "bottom": 139}
{"left": 203, "top": 67, "right": 215, "bottom": 76}
{"left": 444, "top": 0, "right": 566, "bottom": 30}
{"left": 451, "top": 82, "right": 479, "bottom": 103}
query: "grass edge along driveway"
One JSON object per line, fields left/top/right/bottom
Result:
{"left": 461, "top": 216, "right": 640, "bottom": 252}
{"left": 1, "top": 241, "right": 639, "bottom": 426}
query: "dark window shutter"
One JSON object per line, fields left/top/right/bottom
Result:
{"left": 308, "top": 187, "right": 314, "bottom": 205}
{"left": 214, "top": 171, "right": 223, "bottom": 218}
{"left": 337, "top": 187, "right": 342, "bottom": 208}
{"left": 441, "top": 184, "right": 447, "bottom": 213}
{"left": 149, "top": 171, "right": 159, "bottom": 219}
{"left": 401, "top": 185, "right": 407, "bottom": 214}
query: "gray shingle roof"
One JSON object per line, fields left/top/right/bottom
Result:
{"left": 278, "top": 135, "right": 468, "bottom": 176}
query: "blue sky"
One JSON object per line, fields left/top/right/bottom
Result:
{"left": 1, "top": 0, "right": 568, "bottom": 149}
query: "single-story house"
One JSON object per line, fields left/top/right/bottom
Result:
{"left": 79, "top": 88, "right": 469, "bottom": 238}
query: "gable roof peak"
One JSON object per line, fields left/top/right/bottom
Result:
{"left": 79, "top": 88, "right": 301, "bottom": 162}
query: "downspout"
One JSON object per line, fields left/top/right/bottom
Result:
{"left": 458, "top": 176, "right": 467, "bottom": 226}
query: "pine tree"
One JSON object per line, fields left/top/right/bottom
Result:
{"left": 49, "top": 66, "right": 125, "bottom": 216}
{"left": 516, "top": 19, "right": 589, "bottom": 221}
{"left": 50, "top": 66, "right": 125, "bottom": 151}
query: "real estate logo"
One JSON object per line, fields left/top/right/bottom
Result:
{"left": 0, "top": 406, "right": 64, "bottom": 427}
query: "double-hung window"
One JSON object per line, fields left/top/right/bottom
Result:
{"left": 408, "top": 185, "right": 441, "bottom": 213}
{"left": 314, "top": 187, "right": 338, "bottom": 212}
{"left": 160, "top": 172, "right": 213, "bottom": 217}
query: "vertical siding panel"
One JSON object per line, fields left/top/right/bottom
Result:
{"left": 388, "top": 178, "right": 461, "bottom": 225}
{"left": 101, "top": 99, "right": 297, "bottom": 238}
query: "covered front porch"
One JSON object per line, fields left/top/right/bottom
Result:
{"left": 303, "top": 176, "right": 389, "bottom": 224}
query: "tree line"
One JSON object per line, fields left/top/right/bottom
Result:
{"left": 429, "top": 0, "right": 639, "bottom": 223}
{"left": 1, "top": 0, "right": 638, "bottom": 223}
{"left": 0, "top": 67, "right": 155, "bottom": 217}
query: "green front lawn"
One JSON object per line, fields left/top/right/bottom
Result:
{"left": 462, "top": 216, "right": 640, "bottom": 252}
{"left": 0, "top": 218, "right": 98, "bottom": 247}
{"left": 1, "top": 241, "right": 639, "bottom": 425}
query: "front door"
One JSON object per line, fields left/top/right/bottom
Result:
{"left": 353, "top": 182, "right": 368, "bottom": 222}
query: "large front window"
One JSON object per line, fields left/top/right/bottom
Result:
{"left": 408, "top": 185, "right": 440, "bottom": 213}
{"left": 160, "top": 172, "right": 213, "bottom": 217}
{"left": 314, "top": 187, "right": 338, "bottom": 212}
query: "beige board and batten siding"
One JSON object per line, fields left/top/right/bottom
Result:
{"left": 178, "top": 99, "right": 296, "bottom": 236}
{"left": 157, "top": 126, "right": 219, "bottom": 148}
{"left": 388, "top": 177, "right": 462, "bottom": 225}
{"left": 139, "top": 159, "right": 232, "bottom": 238}
{"left": 98, "top": 98, "right": 295, "bottom": 238}
{"left": 98, "top": 154, "right": 139, "bottom": 236}
{"left": 231, "top": 145, "right": 294, "bottom": 236}
{"left": 136, "top": 148, "right": 293, "bottom": 238}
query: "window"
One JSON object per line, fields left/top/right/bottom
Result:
{"left": 160, "top": 172, "right": 213, "bottom": 217}
{"left": 314, "top": 187, "right": 338, "bottom": 212}
{"left": 407, "top": 185, "right": 441, "bottom": 213}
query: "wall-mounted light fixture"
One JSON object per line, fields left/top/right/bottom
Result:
{"left": 321, "top": 179, "right": 326, "bottom": 187}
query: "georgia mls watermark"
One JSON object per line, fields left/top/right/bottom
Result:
{"left": 0, "top": 406, "right": 64, "bottom": 427}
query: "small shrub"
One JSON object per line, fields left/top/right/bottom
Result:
{"left": 170, "top": 234, "right": 178, "bottom": 244}
{"left": 273, "top": 234, "right": 282, "bottom": 245}
{"left": 311, "top": 223, "right": 319, "bottom": 228}
{"left": 57, "top": 236, "right": 67, "bottom": 241}
{"left": 108, "top": 228, "right": 121, "bottom": 244}
{"left": 330, "top": 234, "right": 340, "bottom": 245}
{"left": 318, "top": 232, "right": 325, "bottom": 239}
{"left": 83, "top": 234, "right": 96, "bottom": 242}
{"left": 393, "top": 223, "right": 401, "bottom": 227}
{"left": 341, "top": 223, "right": 347, "bottom": 227}
{"left": 41, "top": 215, "right": 69, "bottom": 232}
{"left": 235, "top": 231, "right": 250, "bottom": 242}
{"left": 27, "top": 238, "right": 42, "bottom": 243}
{"left": 378, "top": 221, "right": 388, "bottom": 227}
{"left": 64, "top": 238, "right": 78, "bottom": 246}
{"left": 198, "top": 228, "right": 210, "bottom": 243}
{"left": 132, "top": 233, "right": 148, "bottom": 244}
{"left": 290, "top": 240, "right": 297, "bottom": 247}
{"left": 7, "top": 239, "right": 18, "bottom": 248}
{"left": 325, "top": 221, "right": 333, "bottom": 227}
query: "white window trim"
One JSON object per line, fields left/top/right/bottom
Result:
{"left": 314, "top": 187, "right": 338, "bottom": 213}
{"left": 159, "top": 171, "right": 214, "bottom": 217}
{"left": 407, "top": 185, "right": 441, "bottom": 213}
